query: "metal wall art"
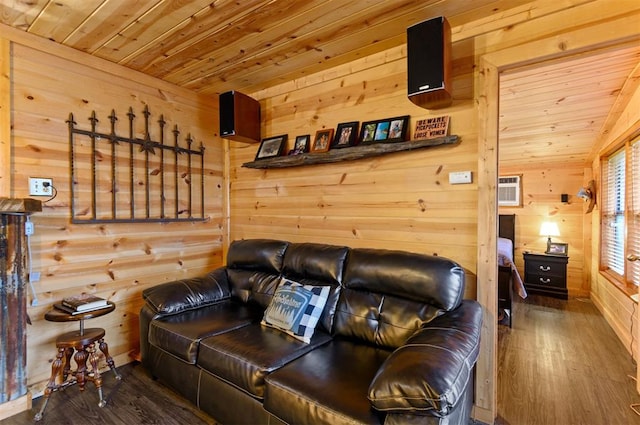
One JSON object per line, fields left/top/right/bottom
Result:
{"left": 68, "top": 106, "right": 206, "bottom": 223}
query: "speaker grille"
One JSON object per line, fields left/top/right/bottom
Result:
{"left": 407, "top": 17, "right": 445, "bottom": 95}
{"left": 407, "top": 17, "right": 452, "bottom": 109}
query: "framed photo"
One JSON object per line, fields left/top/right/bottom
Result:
{"left": 255, "top": 135, "right": 287, "bottom": 160}
{"left": 387, "top": 116, "right": 410, "bottom": 142}
{"left": 374, "top": 121, "right": 390, "bottom": 141}
{"left": 311, "top": 129, "right": 334, "bottom": 153}
{"left": 359, "top": 116, "right": 410, "bottom": 144}
{"left": 288, "top": 134, "right": 310, "bottom": 155}
{"left": 331, "top": 121, "right": 359, "bottom": 149}
{"left": 360, "top": 122, "right": 377, "bottom": 143}
{"left": 546, "top": 242, "right": 568, "bottom": 256}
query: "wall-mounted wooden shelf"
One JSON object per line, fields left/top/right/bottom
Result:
{"left": 242, "top": 135, "right": 459, "bottom": 169}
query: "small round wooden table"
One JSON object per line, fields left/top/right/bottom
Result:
{"left": 35, "top": 302, "right": 121, "bottom": 421}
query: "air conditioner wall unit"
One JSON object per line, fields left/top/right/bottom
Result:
{"left": 498, "top": 175, "right": 522, "bottom": 207}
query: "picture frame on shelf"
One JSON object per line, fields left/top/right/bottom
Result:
{"left": 288, "top": 134, "right": 310, "bottom": 156}
{"left": 255, "top": 135, "right": 287, "bottom": 160}
{"left": 311, "top": 129, "right": 333, "bottom": 153}
{"left": 359, "top": 116, "right": 410, "bottom": 144}
{"left": 387, "top": 116, "right": 410, "bottom": 142}
{"left": 546, "top": 242, "right": 568, "bottom": 256}
{"left": 331, "top": 121, "right": 359, "bottom": 149}
{"left": 374, "top": 121, "right": 390, "bottom": 141}
{"left": 360, "top": 122, "right": 377, "bottom": 143}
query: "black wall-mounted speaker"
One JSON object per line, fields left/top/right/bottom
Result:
{"left": 407, "top": 16, "right": 452, "bottom": 109}
{"left": 219, "top": 91, "right": 261, "bottom": 143}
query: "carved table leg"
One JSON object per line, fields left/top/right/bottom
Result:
{"left": 86, "top": 342, "right": 106, "bottom": 407}
{"left": 74, "top": 347, "right": 88, "bottom": 391}
{"left": 62, "top": 346, "right": 74, "bottom": 381}
{"left": 98, "top": 338, "right": 121, "bottom": 380}
{"left": 34, "top": 346, "right": 65, "bottom": 421}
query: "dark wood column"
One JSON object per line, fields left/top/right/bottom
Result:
{"left": 0, "top": 198, "right": 41, "bottom": 405}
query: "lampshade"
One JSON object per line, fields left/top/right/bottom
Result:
{"left": 539, "top": 221, "right": 560, "bottom": 237}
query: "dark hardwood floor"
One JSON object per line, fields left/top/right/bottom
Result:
{"left": 4, "top": 294, "right": 640, "bottom": 424}
{"left": 497, "top": 294, "right": 640, "bottom": 425}
{"left": 0, "top": 362, "right": 216, "bottom": 425}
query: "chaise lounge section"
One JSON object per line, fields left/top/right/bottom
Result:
{"left": 139, "top": 239, "right": 482, "bottom": 424}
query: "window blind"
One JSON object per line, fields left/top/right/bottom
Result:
{"left": 602, "top": 149, "right": 626, "bottom": 276}
{"left": 630, "top": 138, "right": 640, "bottom": 286}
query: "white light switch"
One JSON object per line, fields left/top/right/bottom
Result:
{"left": 449, "top": 171, "right": 472, "bottom": 184}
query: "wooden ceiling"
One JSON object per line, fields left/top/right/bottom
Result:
{"left": 1, "top": 0, "right": 638, "bottom": 166}
{"left": 499, "top": 42, "right": 640, "bottom": 166}
{"left": 0, "top": 0, "right": 492, "bottom": 95}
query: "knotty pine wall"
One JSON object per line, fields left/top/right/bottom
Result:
{"left": 2, "top": 30, "right": 222, "bottom": 397}
{"left": 589, "top": 78, "right": 640, "bottom": 363}
{"left": 499, "top": 163, "right": 589, "bottom": 297}
{"left": 229, "top": 42, "right": 479, "bottom": 299}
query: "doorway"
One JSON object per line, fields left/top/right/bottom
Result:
{"left": 475, "top": 29, "right": 640, "bottom": 423}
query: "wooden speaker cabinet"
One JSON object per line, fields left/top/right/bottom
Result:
{"left": 407, "top": 16, "right": 452, "bottom": 109}
{"left": 219, "top": 91, "right": 261, "bottom": 143}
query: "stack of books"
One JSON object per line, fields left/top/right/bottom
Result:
{"left": 55, "top": 294, "right": 109, "bottom": 315}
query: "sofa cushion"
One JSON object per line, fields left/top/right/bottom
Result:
{"left": 333, "top": 289, "right": 443, "bottom": 349}
{"left": 264, "top": 339, "right": 390, "bottom": 425}
{"left": 148, "top": 301, "right": 260, "bottom": 363}
{"left": 282, "top": 242, "right": 349, "bottom": 285}
{"left": 227, "top": 239, "right": 289, "bottom": 273}
{"left": 227, "top": 269, "right": 281, "bottom": 307}
{"left": 343, "top": 248, "right": 465, "bottom": 311}
{"left": 225, "top": 239, "right": 288, "bottom": 308}
{"left": 142, "top": 269, "right": 231, "bottom": 315}
{"left": 282, "top": 242, "right": 349, "bottom": 333}
{"left": 368, "top": 301, "right": 482, "bottom": 417}
{"left": 262, "top": 278, "right": 330, "bottom": 343}
{"left": 197, "top": 323, "right": 332, "bottom": 399}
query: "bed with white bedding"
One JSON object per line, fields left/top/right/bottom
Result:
{"left": 498, "top": 214, "right": 527, "bottom": 327}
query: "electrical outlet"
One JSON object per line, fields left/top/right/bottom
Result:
{"left": 29, "top": 178, "right": 53, "bottom": 196}
{"left": 25, "top": 221, "right": 34, "bottom": 235}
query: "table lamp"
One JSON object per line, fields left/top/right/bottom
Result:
{"left": 540, "top": 221, "right": 560, "bottom": 253}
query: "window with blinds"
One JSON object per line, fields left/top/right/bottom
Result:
{"left": 602, "top": 150, "right": 626, "bottom": 276}
{"left": 630, "top": 139, "right": 640, "bottom": 286}
{"left": 601, "top": 136, "right": 640, "bottom": 286}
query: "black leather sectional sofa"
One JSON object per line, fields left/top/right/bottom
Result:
{"left": 139, "top": 239, "right": 482, "bottom": 424}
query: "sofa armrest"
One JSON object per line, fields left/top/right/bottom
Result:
{"left": 368, "top": 300, "right": 482, "bottom": 417}
{"left": 142, "top": 267, "right": 231, "bottom": 316}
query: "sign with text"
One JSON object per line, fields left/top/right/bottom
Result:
{"left": 413, "top": 116, "right": 450, "bottom": 140}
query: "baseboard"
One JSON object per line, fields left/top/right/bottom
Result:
{"left": 591, "top": 291, "right": 633, "bottom": 357}
{"left": 472, "top": 405, "right": 493, "bottom": 424}
{"left": 0, "top": 393, "right": 32, "bottom": 421}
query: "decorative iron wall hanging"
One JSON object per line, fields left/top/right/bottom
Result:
{"left": 68, "top": 106, "right": 206, "bottom": 223}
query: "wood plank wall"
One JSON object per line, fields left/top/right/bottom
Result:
{"left": 229, "top": 40, "right": 479, "bottom": 299}
{"left": 499, "top": 162, "right": 589, "bottom": 296}
{"left": 2, "top": 30, "right": 222, "bottom": 397}
{"left": 590, "top": 71, "right": 640, "bottom": 362}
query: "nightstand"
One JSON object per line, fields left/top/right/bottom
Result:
{"left": 523, "top": 252, "right": 568, "bottom": 299}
